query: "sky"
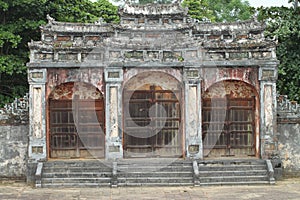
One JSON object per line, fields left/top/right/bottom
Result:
{"left": 247, "top": 0, "right": 292, "bottom": 7}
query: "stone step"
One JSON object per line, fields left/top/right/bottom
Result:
{"left": 199, "top": 181, "right": 270, "bottom": 186}
{"left": 117, "top": 171, "right": 193, "bottom": 177}
{"left": 42, "top": 172, "right": 112, "bottom": 178}
{"left": 198, "top": 162, "right": 266, "bottom": 166}
{"left": 43, "top": 163, "right": 111, "bottom": 168}
{"left": 117, "top": 159, "right": 192, "bottom": 164}
{"left": 43, "top": 161, "right": 111, "bottom": 167}
{"left": 198, "top": 170, "right": 268, "bottom": 177}
{"left": 117, "top": 177, "right": 194, "bottom": 184}
{"left": 40, "top": 160, "right": 194, "bottom": 188}
{"left": 195, "top": 159, "right": 270, "bottom": 186}
{"left": 117, "top": 163, "right": 193, "bottom": 168}
{"left": 42, "top": 182, "right": 111, "bottom": 188}
{"left": 199, "top": 159, "right": 266, "bottom": 164}
{"left": 199, "top": 175, "right": 269, "bottom": 183}
{"left": 43, "top": 167, "right": 112, "bottom": 173}
{"left": 42, "top": 177, "right": 111, "bottom": 184}
{"left": 117, "top": 166, "right": 193, "bottom": 172}
{"left": 198, "top": 165, "right": 267, "bottom": 171}
{"left": 39, "top": 159, "right": 271, "bottom": 188}
{"left": 118, "top": 161, "right": 193, "bottom": 165}
{"left": 117, "top": 182, "right": 194, "bottom": 187}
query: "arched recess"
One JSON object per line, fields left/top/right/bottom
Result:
{"left": 123, "top": 71, "right": 183, "bottom": 158}
{"left": 47, "top": 82, "right": 105, "bottom": 159}
{"left": 202, "top": 80, "right": 260, "bottom": 158}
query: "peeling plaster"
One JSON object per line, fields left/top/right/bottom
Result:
{"left": 123, "top": 69, "right": 182, "bottom": 93}
{"left": 47, "top": 68, "right": 104, "bottom": 100}
{"left": 202, "top": 68, "right": 259, "bottom": 92}
{"left": 48, "top": 82, "right": 103, "bottom": 100}
{"left": 203, "top": 80, "right": 257, "bottom": 98}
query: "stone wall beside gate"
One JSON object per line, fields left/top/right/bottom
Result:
{"left": 277, "top": 95, "right": 300, "bottom": 177}
{"left": 0, "top": 95, "right": 29, "bottom": 180}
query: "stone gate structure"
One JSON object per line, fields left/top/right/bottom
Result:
{"left": 26, "top": 3, "right": 280, "bottom": 180}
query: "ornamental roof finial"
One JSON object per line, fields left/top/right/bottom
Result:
{"left": 46, "top": 14, "right": 55, "bottom": 24}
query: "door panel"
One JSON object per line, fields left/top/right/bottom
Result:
{"left": 49, "top": 99, "right": 105, "bottom": 158}
{"left": 124, "top": 87, "right": 182, "bottom": 158}
{"left": 202, "top": 96, "right": 255, "bottom": 157}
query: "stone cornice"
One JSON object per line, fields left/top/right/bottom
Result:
{"left": 119, "top": 2, "right": 188, "bottom": 16}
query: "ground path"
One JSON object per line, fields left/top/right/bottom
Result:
{"left": 0, "top": 178, "right": 300, "bottom": 200}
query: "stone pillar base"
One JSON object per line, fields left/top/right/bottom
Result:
{"left": 106, "top": 141, "right": 123, "bottom": 160}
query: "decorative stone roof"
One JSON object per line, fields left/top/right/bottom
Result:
{"left": 41, "top": 21, "right": 114, "bottom": 34}
{"left": 27, "top": 3, "right": 279, "bottom": 68}
{"left": 119, "top": 1, "right": 188, "bottom": 16}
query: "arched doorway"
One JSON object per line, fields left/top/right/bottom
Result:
{"left": 48, "top": 82, "right": 105, "bottom": 159}
{"left": 123, "top": 72, "right": 183, "bottom": 158}
{"left": 202, "top": 80, "right": 259, "bottom": 158}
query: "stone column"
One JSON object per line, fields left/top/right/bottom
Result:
{"left": 28, "top": 69, "right": 47, "bottom": 161}
{"left": 104, "top": 68, "right": 123, "bottom": 159}
{"left": 184, "top": 69, "right": 203, "bottom": 159}
{"left": 27, "top": 69, "right": 47, "bottom": 183}
{"left": 259, "top": 66, "right": 278, "bottom": 159}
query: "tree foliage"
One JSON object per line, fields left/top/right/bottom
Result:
{"left": 45, "top": 0, "right": 119, "bottom": 23}
{"left": 182, "top": 0, "right": 254, "bottom": 22}
{"left": 208, "top": 0, "right": 254, "bottom": 22}
{"left": 258, "top": 5, "right": 300, "bottom": 101}
{"left": 0, "top": 0, "right": 45, "bottom": 106}
{"left": 90, "top": 0, "right": 119, "bottom": 23}
{"left": 0, "top": 0, "right": 118, "bottom": 107}
{"left": 182, "top": 0, "right": 215, "bottom": 21}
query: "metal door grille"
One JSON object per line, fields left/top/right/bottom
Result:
{"left": 202, "top": 96, "right": 255, "bottom": 157}
{"left": 49, "top": 99, "right": 105, "bottom": 158}
{"left": 124, "top": 86, "right": 182, "bottom": 157}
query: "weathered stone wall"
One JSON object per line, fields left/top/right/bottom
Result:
{"left": 0, "top": 125, "right": 28, "bottom": 179}
{"left": 0, "top": 95, "right": 29, "bottom": 179}
{"left": 277, "top": 95, "right": 300, "bottom": 177}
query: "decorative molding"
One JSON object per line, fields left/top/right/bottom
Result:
{"left": 0, "top": 93, "right": 29, "bottom": 116}
{"left": 0, "top": 94, "right": 29, "bottom": 124}
{"left": 120, "top": 2, "right": 188, "bottom": 16}
{"left": 277, "top": 94, "right": 300, "bottom": 118}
